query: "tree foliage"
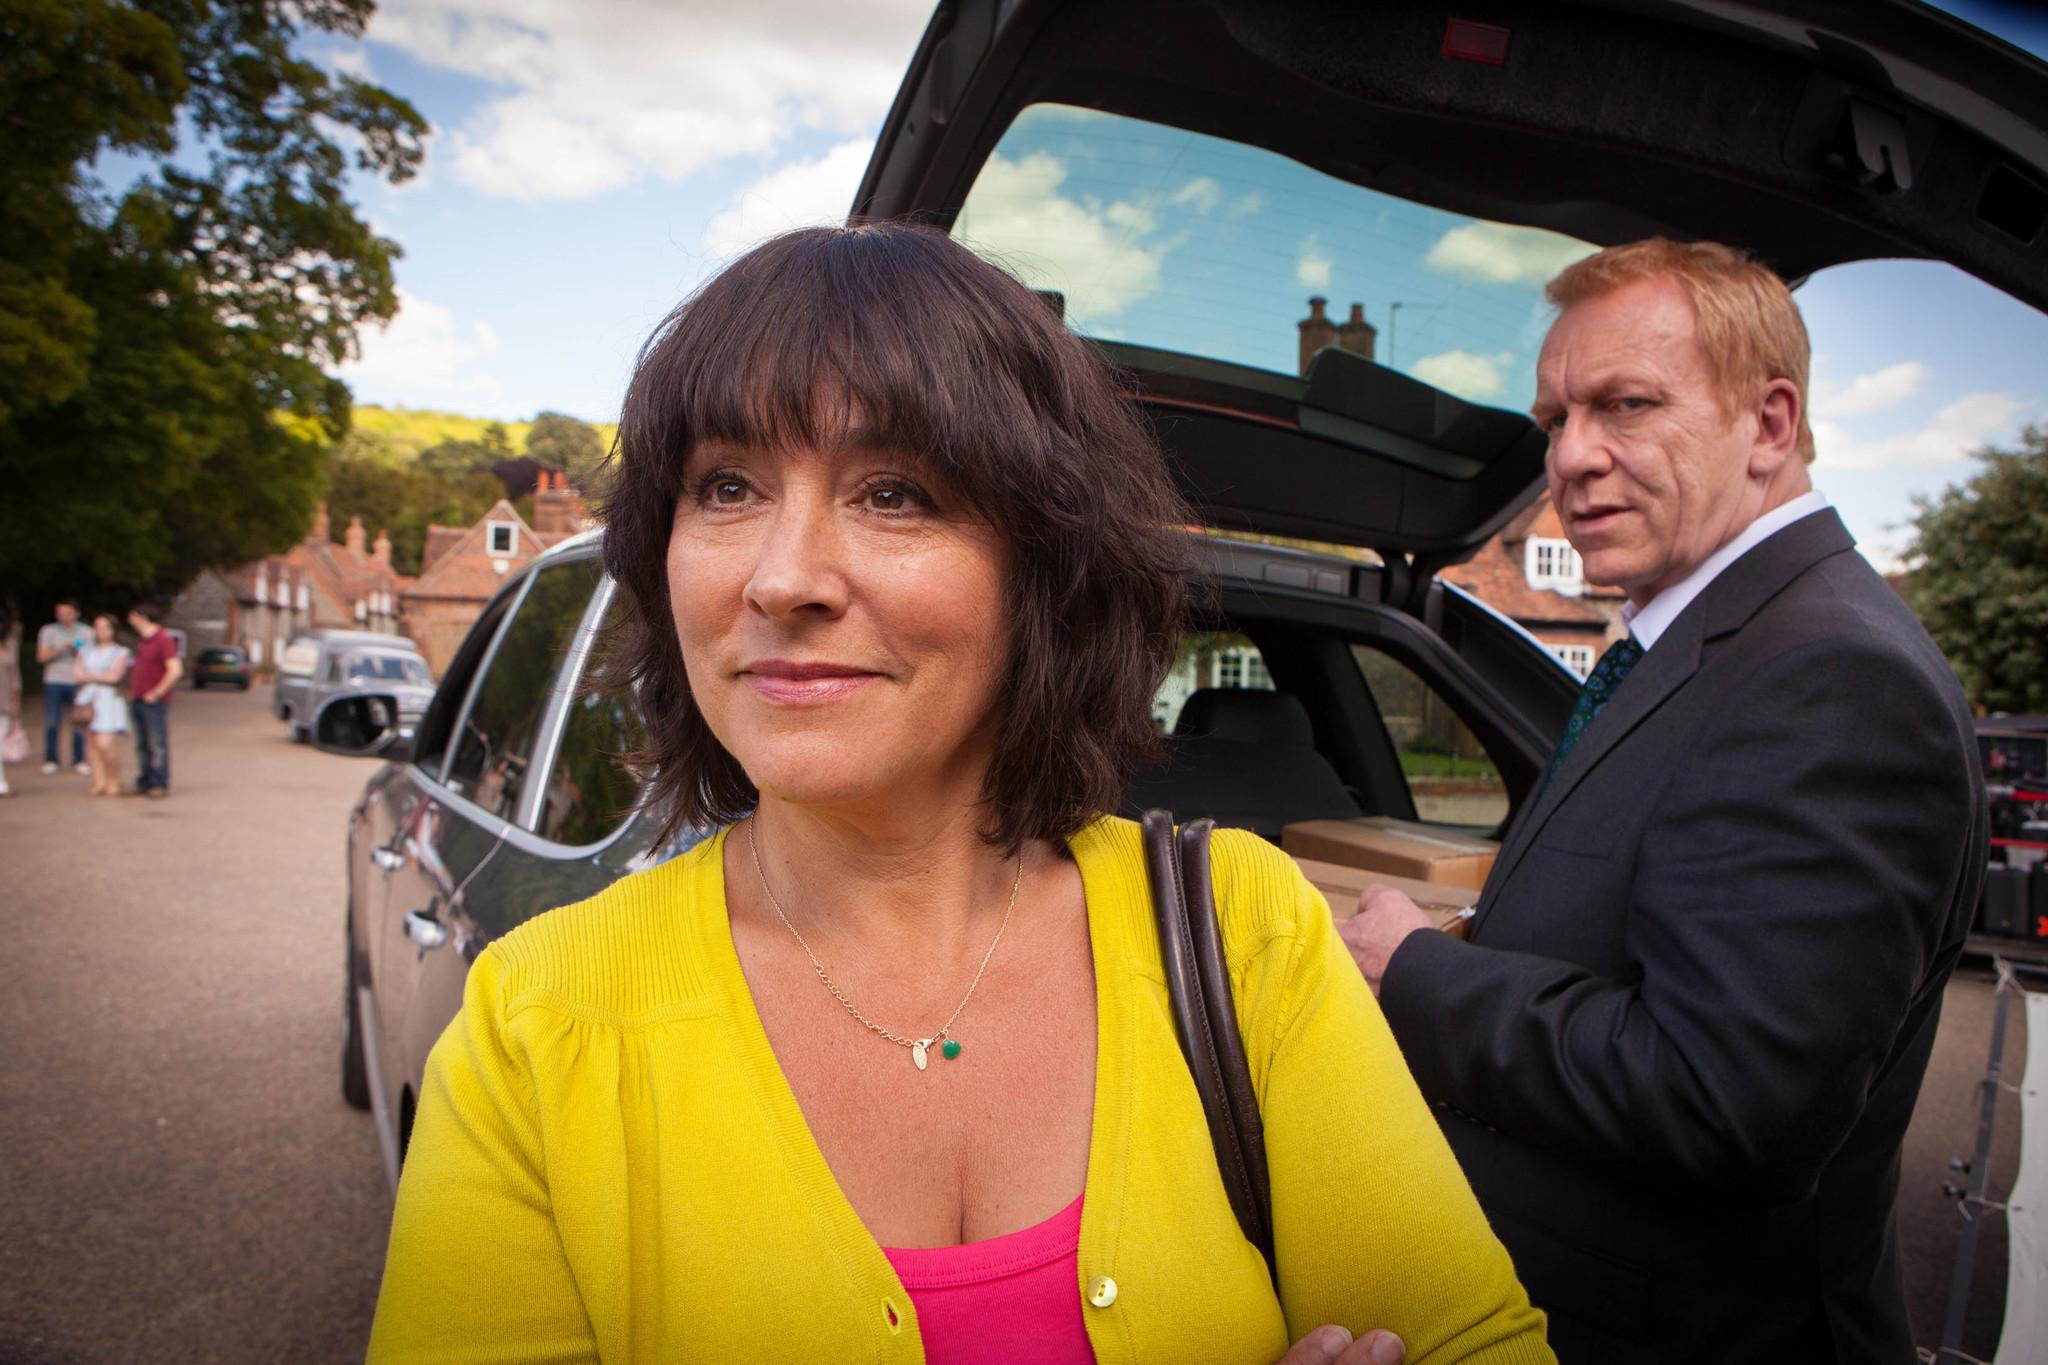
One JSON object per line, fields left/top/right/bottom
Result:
{"left": 527, "top": 410, "right": 608, "bottom": 491}
{"left": 1906, "top": 424, "right": 2048, "bottom": 713}
{"left": 0, "top": 0, "right": 425, "bottom": 608}
{"left": 323, "top": 457, "right": 509, "bottom": 576}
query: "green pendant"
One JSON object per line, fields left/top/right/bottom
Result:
{"left": 941, "top": 1039, "right": 962, "bottom": 1059}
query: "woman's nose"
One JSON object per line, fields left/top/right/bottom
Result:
{"left": 742, "top": 500, "right": 848, "bottom": 620}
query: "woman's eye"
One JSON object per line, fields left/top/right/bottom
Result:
{"left": 710, "top": 479, "right": 748, "bottom": 504}
{"left": 862, "top": 484, "right": 923, "bottom": 512}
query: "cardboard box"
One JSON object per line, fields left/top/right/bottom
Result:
{"left": 1282, "top": 817, "right": 1499, "bottom": 892}
{"left": 1293, "top": 856, "right": 1478, "bottom": 939}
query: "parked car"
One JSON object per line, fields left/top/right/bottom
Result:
{"left": 191, "top": 645, "right": 252, "bottom": 690}
{"left": 319, "top": 0, "right": 2048, "bottom": 1187}
{"left": 275, "top": 630, "right": 433, "bottom": 743}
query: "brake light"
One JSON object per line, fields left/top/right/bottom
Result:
{"left": 1444, "top": 18, "right": 1510, "bottom": 65}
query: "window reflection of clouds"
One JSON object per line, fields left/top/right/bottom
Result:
{"left": 953, "top": 103, "right": 1596, "bottom": 409}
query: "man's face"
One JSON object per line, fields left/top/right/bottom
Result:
{"left": 1532, "top": 276, "right": 1777, "bottom": 605}
{"left": 56, "top": 604, "right": 77, "bottom": 627}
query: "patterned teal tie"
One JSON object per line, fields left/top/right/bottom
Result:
{"left": 1542, "top": 635, "right": 1645, "bottom": 791}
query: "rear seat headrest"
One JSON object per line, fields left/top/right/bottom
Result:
{"left": 1173, "top": 688, "right": 1315, "bottom": 747}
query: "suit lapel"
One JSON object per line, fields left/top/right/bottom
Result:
{"left": 1473, "top": 509, "right": 1860, "bottom": 926}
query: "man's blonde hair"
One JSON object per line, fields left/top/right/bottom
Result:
{"left": 1545, "top": 238, "right": 1815, "bottom": 463}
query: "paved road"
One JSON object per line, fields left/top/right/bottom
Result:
{"left": 1, "top": 684, "right": 390, "bottom": 1364}
{"left": 0, "top": 683, "right": 2032, "bottom": 1360}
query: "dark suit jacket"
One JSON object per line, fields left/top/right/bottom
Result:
{"left": 1380, "top": 510, "right": 1985, "bottom": 1363}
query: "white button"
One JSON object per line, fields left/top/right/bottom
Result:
{"left": 1086, "top": 1274, "right": 1117, "bottom": 1308}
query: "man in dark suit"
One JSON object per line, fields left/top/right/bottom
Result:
{"left": 1340, "top": 238, "right": 1984, "bottom": 1363}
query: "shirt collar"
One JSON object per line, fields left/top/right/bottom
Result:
{"left": 1621, "top": 489, "right": 1832, "bottom": 651}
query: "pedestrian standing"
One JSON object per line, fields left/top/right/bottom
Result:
{"left": 74, "top": 614, "right": 132, "bottom": 797}
{"left": 127, "top": 603, "right": 181, "bottom": 798}
{"left": 0, "top": 606, "right": 22, "bottom": 797}
{"left": 35, "top": 600, "right": 90, "bottom": 775}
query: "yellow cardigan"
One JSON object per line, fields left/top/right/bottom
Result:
{"left": 369, "top": 818, "right": 1550, "bottom": 1364}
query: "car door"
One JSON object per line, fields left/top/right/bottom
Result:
{"left": 379, "top": 555, "right": 605, "bottom": 1161}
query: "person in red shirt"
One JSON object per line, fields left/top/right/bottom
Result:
{"left": 127, "top": 603, "right": 183, "bottom": 798}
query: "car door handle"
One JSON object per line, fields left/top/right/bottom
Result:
{"left": 403, "top": 908, "right": 448, "bottom": 951}
{"left": 371, "top": 847, "right": 405, "bottom": 872}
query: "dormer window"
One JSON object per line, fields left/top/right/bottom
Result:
{"left": 1525, "top": 537, "right": 1584, "bottom": 596}
{"left": 486, "top": 521, "right": 517, "bottom": 556}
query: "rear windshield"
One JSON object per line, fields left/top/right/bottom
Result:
{"left": 347, "top": 652, "right": 430, "bottom": 684}
{"left": 200, "top": 649, "right": 240, "bottom": 664}
{"left": 953, "top": 103, "right": 1596, "bottom": 409}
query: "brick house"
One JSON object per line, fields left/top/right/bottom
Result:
{"left": 1439, "top": 493, "right": 1626, "bottom": 679}
{"left": 400, "top": 472, "right": 590, "bottom": 675}
{"left": 168, "top": 503, "right": 409, "bottom": 665}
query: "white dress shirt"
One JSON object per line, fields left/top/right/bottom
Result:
{"left": 1621, "top": 489, "right": 1832, "bottom": 651}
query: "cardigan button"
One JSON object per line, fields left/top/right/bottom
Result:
{"left": 1086, "top": 1274, "right": 1118, "bottom": 1308}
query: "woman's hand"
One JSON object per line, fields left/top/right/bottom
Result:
{"left": 1277, "top": 1325, "right": 1405, "bottom": 1365}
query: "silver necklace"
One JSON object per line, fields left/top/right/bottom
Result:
{"left": 746, "top": 818, "right": 1022, "bottom": 1071}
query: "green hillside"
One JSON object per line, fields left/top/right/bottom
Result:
{"left": 343, "top": 406, "right": 619, "bottom": 467}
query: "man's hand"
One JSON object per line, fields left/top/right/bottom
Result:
{"left": 1337, "top": 886, "right": 1434, "bottom": 995}
{"left": 1276, "top": 1325, "right": 1404, "bottom": 1365}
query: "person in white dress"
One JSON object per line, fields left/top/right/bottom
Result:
{"left": 74, "top": 614, "right": 132, "bottom": 797}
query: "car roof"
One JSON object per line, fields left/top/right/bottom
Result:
{"left": 855, "top": 0, "right": 2048, "bottom": 559}
{"left": 302, "top": 630, "right": 417, "bottom": 651}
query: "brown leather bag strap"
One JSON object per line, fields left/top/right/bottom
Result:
{"left": 1140, "top": 809, "right": 1277, "bottom": 1281}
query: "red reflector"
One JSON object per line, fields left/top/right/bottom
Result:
{"left": 1444, "top": 17, "right": 1511, "bottom": 64}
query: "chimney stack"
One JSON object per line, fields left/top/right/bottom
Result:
{"left": 372, "top": 529, "right": 392, "bottom": 566}
{"left": 311, "top": 500, "right": 331, "bottom": 545}
{"left": 1336, "top": 302, "right": 1377, "bottom": 362}
{"left": 1298, "top": 297, "right": 1337, "bottom": 377}
{"left": 346, "top": 515, "right": 367, "bottom": 556}
{"left": 533, "top": 469, "right": 584, "bottom": 538}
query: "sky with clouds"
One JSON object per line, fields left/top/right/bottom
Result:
{"left": 317, "top": 0, "right": 2048, "bottom": 570}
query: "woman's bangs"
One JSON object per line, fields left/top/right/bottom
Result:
{"left": 669, "top": 240, "right": 1010, "bottom": 501}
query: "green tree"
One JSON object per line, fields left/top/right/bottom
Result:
{"left": 323, "top": 458, "right": 507, "bottom": 575}
{"left": 527, "top": 410, "right": 607, "bottom": 490}
{"left": 1905, "top": 424, "right": 2048, "bottom": 712}
{"left": 0, "top": 0, "right": 425, "bottom": 608}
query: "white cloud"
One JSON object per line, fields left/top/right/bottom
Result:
{"left": 1811, "top": 361, "right": 1929, "bottom": 418}
{"left": 1171, "top": 176, "right": 1221, "bottom": 215}
{"left": 1425, "top": 221, "right": 1597, "bottom": 286}
{"left": 952, "top": 152, "right": 1175, "bottom": 325}
{"left": 1411, "top": 349, "right": 1515, "bottom": 401}
{"left": 366, "top": 0, "right": 930, "bottom": 202}
{"left": 1297, "top": 234, "right": 1333, "bottom": 290}
{"left": 1813, "top": 391, "right": 2028, "bottom": 470}
{"left": 1228, "top": 193, "right": 1262, "bottom": 218}
{"left": 704, "top": 138, "right": 872, "bottom": 259}
{"left": 339, "top": 289, "right": 500, "bottom": 395}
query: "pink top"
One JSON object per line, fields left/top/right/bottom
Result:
{"left": 882, "top": 1195, "right": 1095, "bottom": 1364}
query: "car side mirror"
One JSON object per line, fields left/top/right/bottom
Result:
{"left": 314, "top": 693, "right": 414, "bottom": 763}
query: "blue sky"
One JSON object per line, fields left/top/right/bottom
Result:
{"left": 317, "top": 0, "right": 2048, "bottom": 570}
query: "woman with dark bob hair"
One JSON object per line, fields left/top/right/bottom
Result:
{"left": 369, "top": 224, "right": 1550, "bottom": 1365}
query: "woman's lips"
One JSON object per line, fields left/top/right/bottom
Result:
{"left": 740, "top": 662, "right": 880, "bottom": 704}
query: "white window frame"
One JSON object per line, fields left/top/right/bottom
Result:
{"left": 486, "top": 521, "right": 518, "bottom": 556}
{"left": 1524, "top": 536, "right": 1585, "bottom": 596}
{"left": 1546, "top": 643, "right": 1597, "bottom": 680}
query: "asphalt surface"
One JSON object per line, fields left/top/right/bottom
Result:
{"left": 0, "top": 682, "right": 2034, "bottom": 1361}
{"left": 1, "top": 684, "right": 390, "bottom": 1364}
